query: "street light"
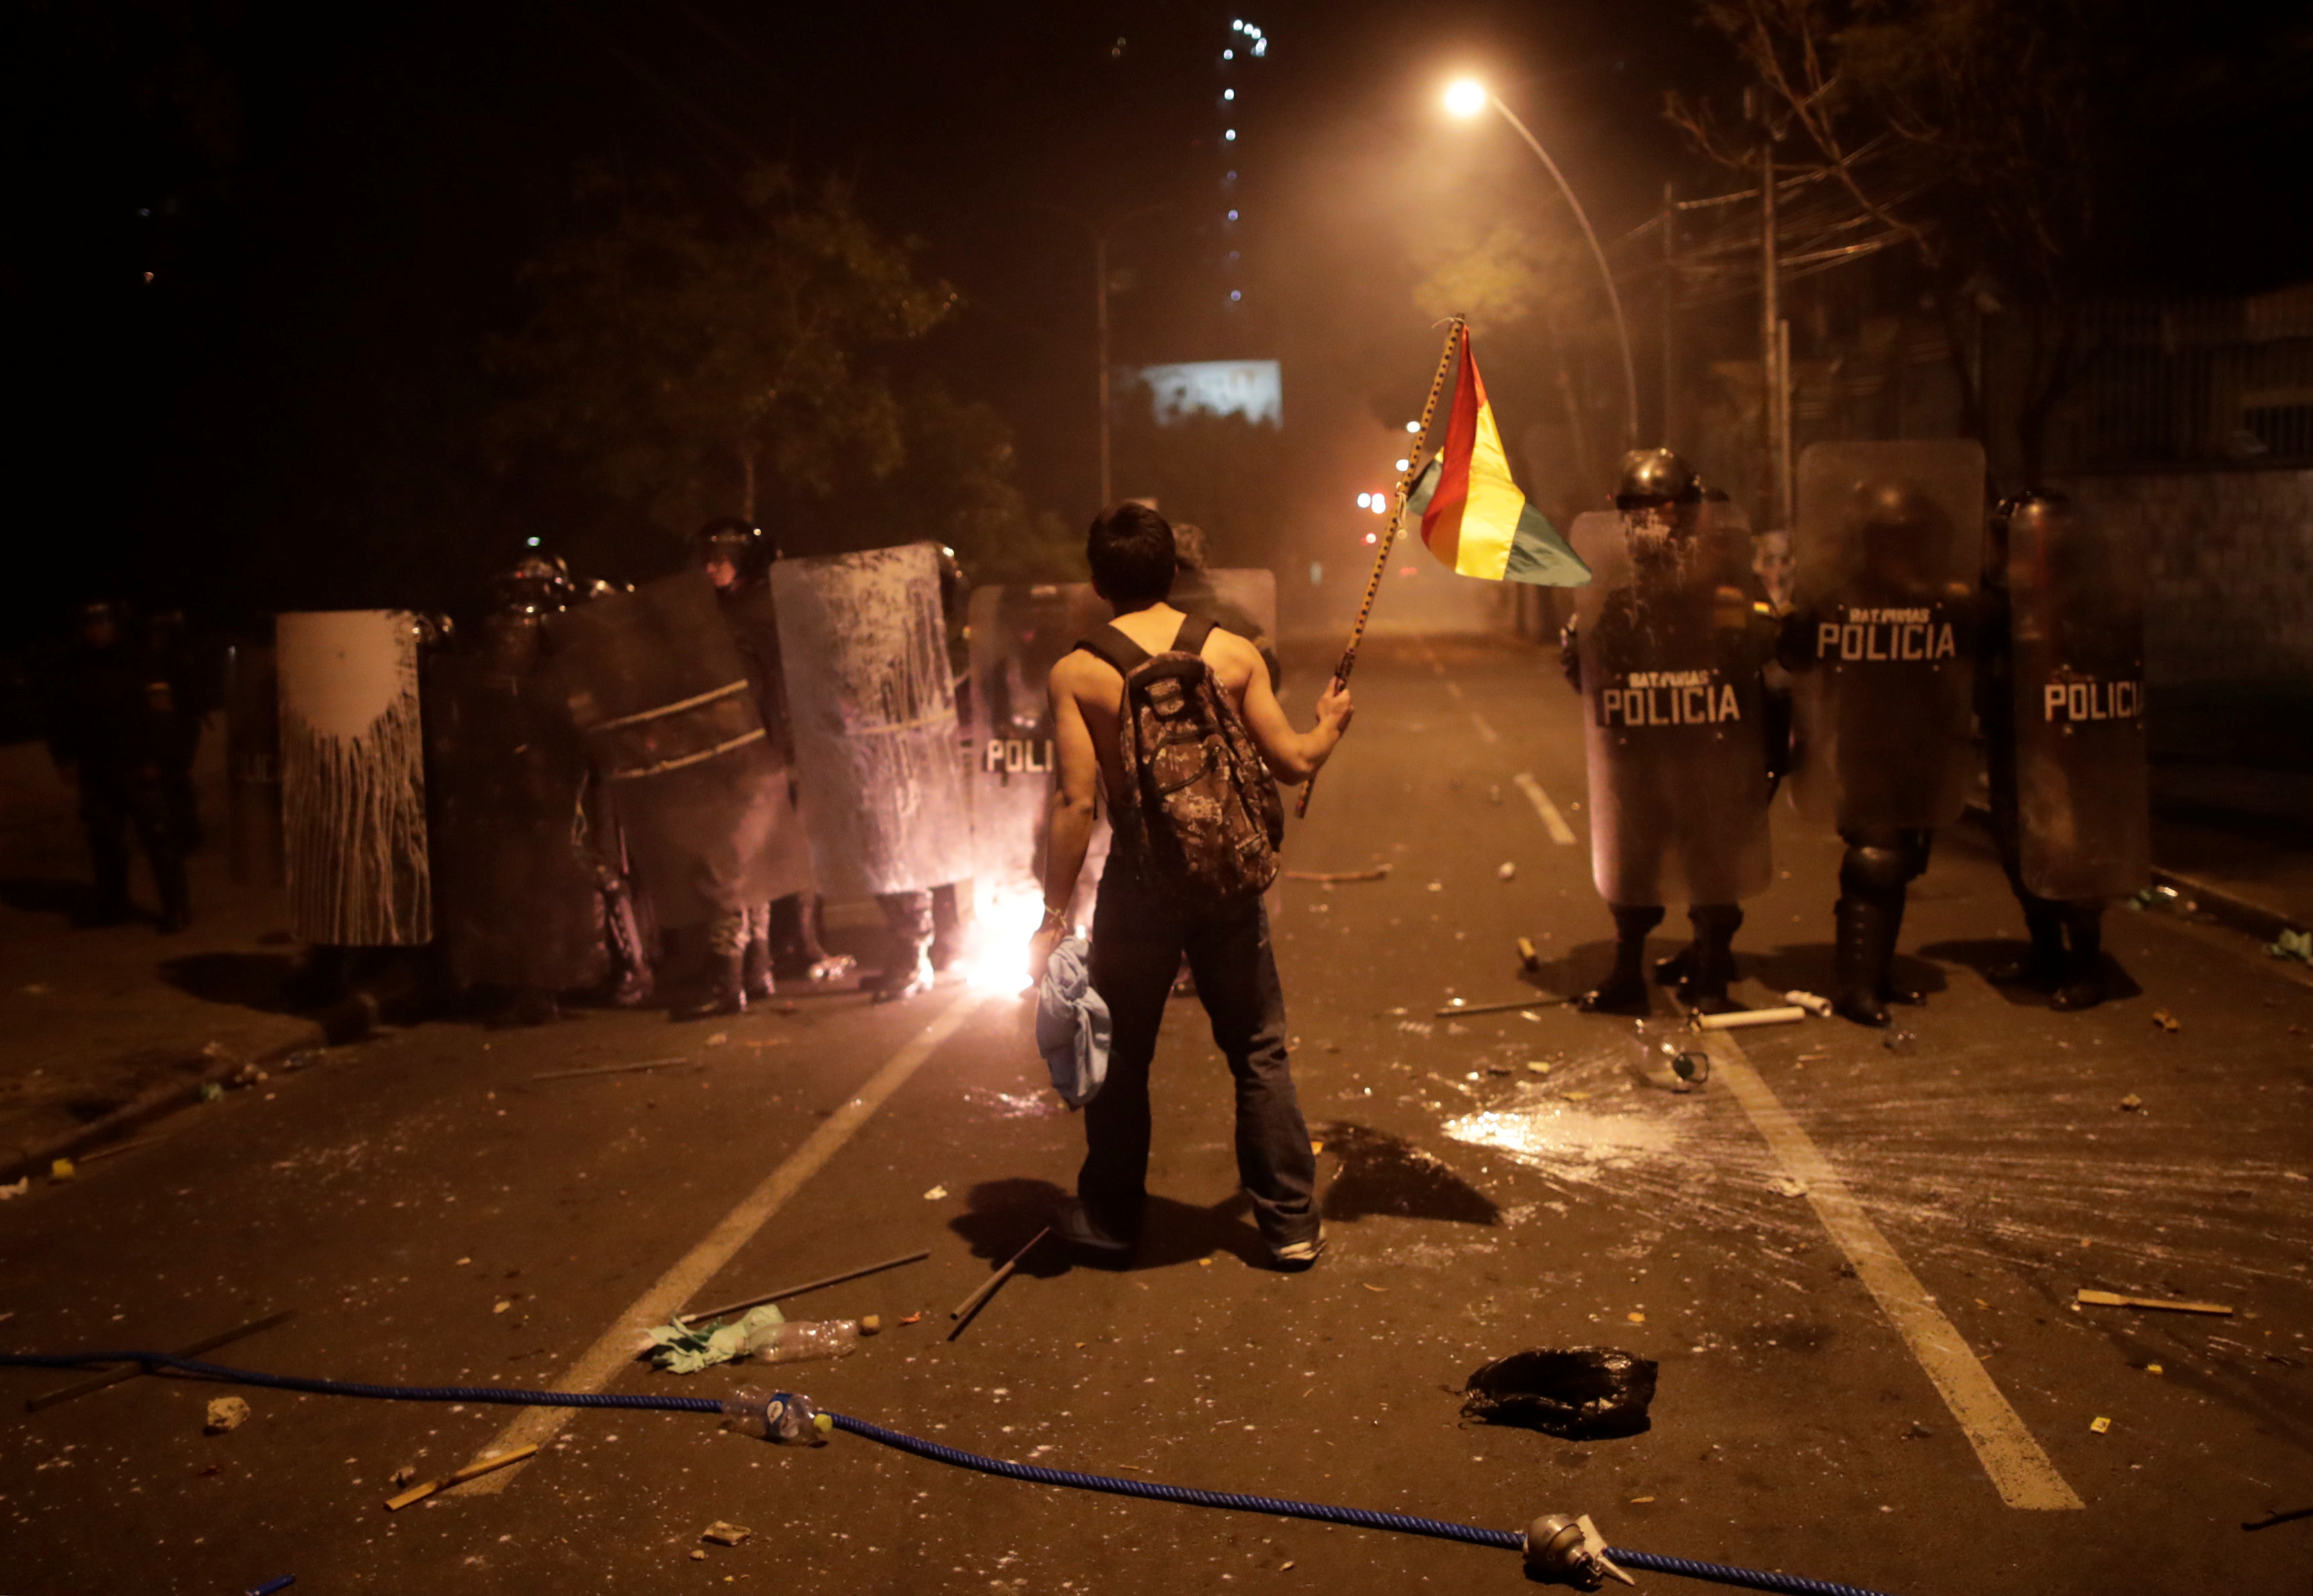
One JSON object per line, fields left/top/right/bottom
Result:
{"left": 1032, "top": 202, "right": 1171, "bottom": 506}
{"left": 1443, "top": 77, "right": 1639, "bottom": 450}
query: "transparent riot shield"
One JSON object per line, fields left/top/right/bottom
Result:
{"left": 1789, "top": 440, "right": 1986, "bottom": 829}
{"left": 772, "top": 542, "right": 976, "bottom": 899}
{"left": 277, "top": 610, "right": 433, "bottom": 946}
{"left": 548, "top": 573, "right": 812, "bottom": 929}
{"left": 2007, "top": 497, "right": 2150, "bottom": 899}
{"left": 965, "top": 581, "right": 1110, "bottom": 896}
{"left": 1571, "top": 508, "right": 1773, "bottom": 907}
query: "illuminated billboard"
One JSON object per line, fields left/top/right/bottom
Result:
{"left": 1138, "top": 360, "right": 1282, "bottom": 427}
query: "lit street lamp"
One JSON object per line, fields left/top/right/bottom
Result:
{"left": 1445, "top": 77, "right": 1639, "bottom": 450}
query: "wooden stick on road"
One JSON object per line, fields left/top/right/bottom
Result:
{"left": 386, "top": 1443, "right": 539, "bottom": 1510}
{"left": 1296, "top": 317, "right": 1465, "bottom": 821}
{"left": 26, "top": 1309, "right": 297, "bottom": 1413}
{"left": 676, "top": 1249, "right": 933, "bottom": 1326}
{"left": 946, "top": 1228, "right": 1050, "bottom": 1341}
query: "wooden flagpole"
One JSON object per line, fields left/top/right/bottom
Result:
{"left": 1295, "top": 317, "right": 1465, "bottom": 819}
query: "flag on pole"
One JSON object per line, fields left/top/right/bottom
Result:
{"left": 1409, "top": 325, "right": 1590, "bottom": 587}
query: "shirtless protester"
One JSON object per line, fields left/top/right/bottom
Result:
{"left": 1028, "top": 503, "right": 1354, "bottom": 1271}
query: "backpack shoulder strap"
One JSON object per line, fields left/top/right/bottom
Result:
{"left": 1171, "top": 612, "right": 1217, "bottom": 655}
{"left": 1073, "top": 624, "right": 1151, "bottom": 677}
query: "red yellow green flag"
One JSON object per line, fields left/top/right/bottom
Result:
{"left": 1410, "top": 325, "right": 1589, "bottom": 587}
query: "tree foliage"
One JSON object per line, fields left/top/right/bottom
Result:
{"left": 487, "top": 164, "right": 957, "bottom": 547}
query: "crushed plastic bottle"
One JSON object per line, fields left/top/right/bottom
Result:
{"left": 1630, "top": 1020, "right": 1708, "bottom": 1093}
{"left": 721, "top": 1385, "right": 832, "bottom": 1445}
{"left": 742, "top": 1315, "right": 881, "bottom": 1366}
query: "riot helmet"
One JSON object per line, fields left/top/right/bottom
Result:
{"left": 694, "top": 518, "right": 773, "bottom": 591}
{"left": 1613, "top": 448, "right": 1702, "bottom": 511}
{"left": 77, "top": 599, "right": 127, "bottom": 649}
{"left": 493, "top": 554, "right": 573, "bottom": 616}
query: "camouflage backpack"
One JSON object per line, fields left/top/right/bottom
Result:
{"left": 1077, "top": 613, "right": 1284, "bottom": 912}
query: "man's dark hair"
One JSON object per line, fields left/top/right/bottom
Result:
{"left": 1086, "top": 502, "right": 1177, "bottom": 606}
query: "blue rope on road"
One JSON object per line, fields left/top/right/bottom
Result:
{"left": 2, "top": 1350, "right": 1900, "bottom": 1596}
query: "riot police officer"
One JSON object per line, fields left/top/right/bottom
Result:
{"left": 49, "top": 601, "right": 191, "bottom": 931}
{"left": 1561, "top": 450, "right": 1778, "bottom": 1015}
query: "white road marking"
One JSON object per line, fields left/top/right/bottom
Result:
{"left": 1698, "top": 1032, "right": 2085, "bottom": 1511}
{"left": 452, "top": 987, "right": 990, "bottom": 1494}
{"left": 1445, "top": 679, "right": 1465, "bottom": 702}
{"left": 1512, "top": 771, "right": 1578, "bottom": 846}
{"left": 1469, "top": 712, "right": 1500, "bottom": 745}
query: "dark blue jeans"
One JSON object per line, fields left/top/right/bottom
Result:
{"left": 1080, "top": 849, "right": 1317, "bottom": 1249}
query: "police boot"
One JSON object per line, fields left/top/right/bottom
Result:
{"left": 1833, "top": 897, "right": 1892, "bottom": 1027}
{"left": 1876, "top": 892, "right": 1926, "bottom": 1007}
{"left": 741, "top": 937, "right": 776, "bottom": 1003}
{"left": 2050, "top": 906, "right": 2109, "bottom": 1012}
{"left": 873, "top": 944, "right": 936, "bottom": 1005}
{"left": 154, "top": 851, "right": 192, "bottom": 935}
{"left": 674, "top": 954, "right": 746, "bottom": 1021}
{"left": 606, "top": 964, "right": 655, "bottom": 1008}
{"left": 1680, "top": 904, "right": 1745, "bottom": 1015}
{"left": 1578, "top": 905, "right": 1664, "bottom": 1015}
{"left": 1989, "top": 901, "right": 2067, "bottom": 989}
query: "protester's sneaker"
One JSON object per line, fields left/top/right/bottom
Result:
{"left": 1268, "top": 1231, "right": 1326, "bottom": 1273}
{"left": 1053, "top": 1199, "right": 1135, "bottom": 1259}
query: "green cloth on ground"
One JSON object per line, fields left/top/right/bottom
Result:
{"left": 644, "top": 1303, "right": 782, "bottom": 1374}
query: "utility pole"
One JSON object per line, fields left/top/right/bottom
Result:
{"left": 1095, "top": 228, "right": 1112, "bottom": 507}
{"left": 1759, "top": 130, "right": 1785, "bottom": 530}
{"left": 1661, "top": 181, "right": 1678, "bottom": 448}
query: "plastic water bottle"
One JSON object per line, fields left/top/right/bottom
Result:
{"left": 1631, "top": 1021, "right": 1708, "bottom": 1093}
{"left": 741, "top": 1316, "right": 881, "bottom": 1366}
{"left": 721, "top": 1384, "right": 830, "bottom": 1445}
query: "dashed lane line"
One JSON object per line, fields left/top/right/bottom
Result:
{"left": 1512, "top": 771, "right": 1578, "bottom": 846}
{"left": 1697, "top": 1030, "right": 2085, "bottom": 1511}
{"left": 1469, "top": 712, "right": 1500, "bottom": 745}
{"left": 452, "top": 986, "right": 991, "bottom": 1494}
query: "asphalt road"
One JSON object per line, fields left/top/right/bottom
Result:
{"left": 3, "top": 635, "right": 2310, "bottom": 1595}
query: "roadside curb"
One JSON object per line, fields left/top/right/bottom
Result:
{"left": 1959, "top": 801, "right": 2309, "bottom": 943}
{"left": 0, "top": 994, "right": 379, "bottom": 1186}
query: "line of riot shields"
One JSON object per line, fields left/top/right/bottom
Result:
{"left": 1563, "top": 439, "right": 2148, "bottom": 1023}
{"left": 251, "top": 536, "right": 1277, "bottom": 1021}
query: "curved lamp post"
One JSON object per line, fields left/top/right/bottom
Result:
{"left": 1445, "top": 77, "right": 1639, "bottom": 450}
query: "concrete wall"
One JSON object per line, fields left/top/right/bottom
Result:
{"left": 2059, "top": 467, "right": 2313, "bottom": 687}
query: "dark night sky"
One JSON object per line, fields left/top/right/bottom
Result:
{"left": 7, "top": 0, "right": 2306, "bottom": 635}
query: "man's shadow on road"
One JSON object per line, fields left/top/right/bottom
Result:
{"left": 1743, "top": 942, "right": 1951, "bottom": 1005}
{"left": 0, "top": 876, "right": 110, "bottom": 927}
{"left": 155, "top": 950, "right": 302, "bottom": 1015}
{"left": 949, "top": 1177, "right": 1269, "bottom": 1273}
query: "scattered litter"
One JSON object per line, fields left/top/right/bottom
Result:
{"left": 1199, "top": 1257, "right": 1213, "bottom": 1267}
{"left": 1433, "top": 995, "right": 1568, "bottom": 1018}
{"left": 204, "top": 1396, "right": 251, "bottom": 1434}
{"left": 1628, "top": 1496, "right": 1655, "bottom": 1505}
{"left": 688, "top": 1550, "right": 707, "bottom": 1562}
{"left": 390, "top": 1466, "right": 417, "bottom": 1488}
{"left": 1362, "top": 1283, "right": 1387, "bottom": 1294}
{"left": 1626, "top": 1312, "right": 1646, "bottom": 1324}
{"left": 1882, "top": 1030, "right": 1917, "bottom": 1055}
{"left": 1517, "top": 937, "right": 1541, "bottom": 972}
{"left": 530, "top": 1056, "right": 691, "bottom": 1083}
{"left": 1283, "top": 866, "right": 1389, "bottom": 884}
{"left": 739, "top": 1313, "right": 878, "bottom": 1368}
{"left": 246, "top": 1577, "right": 295, "bottom": 1595}
{"left": 1462, "top": 1347, "right": 1658, "bottom": 1439}
{"left": 2244, "top": 1507, "right": 2313, "bottom": 1532}
{"left": 2076, "top": 1288, "right": 2232, "bottom": 1316}
{"left": 2118, "top": 1093, "right": 2144, "bottom": 1112}
{"left": 923, "top": 1185, "right": 948, "bottom": 1201}
{"left": 1426, "top": 881, "right": 1443, "bottom": 892}
{"left": 493, "top": 1300, "right": 511, "bottom": 1314}
{"left": 1782, "top": 991, "right": 1832, "bottom": 1017}
{"left": 48, "top": 1159, "right": 75, "bottom": 1181}
{"left": 1693, "top": 1006, "right": 1804, "bottom": 1031}
{"left": 2131, "top": 884, "right": 2195, "bottom": 915}
{"left": 1560, "top": 1090, "right": 1592, "bottom": 1103}
{"left": 384, "top": 1444, "right": 537, "bottom": 1510}
{"left": 2151, "top": 1009, "right": 2181, "bottom": 1033}
{"left": 456, "top": 1257, "right": 471, "bottom": 1266}
{"left": 1773, "top": 1177, "right": 1808, "bottom": 1198}
{"left": 28, "top": 1309, "right": 295, "bottom": 1414}
{"left": 700, "top": 1521, "right": 752, "bottom": 1546}
{"left": 78, "top": 1134, "right": 169, "bottom": 1166}
{"left": 643, "top": 1305, "right": 786, "bottom": 1373}
{"left": 2146, "top": 1363, "right": 2163, "bottom": 1375}
{"left": 0, "top": 1177, "right": 28, "bottom": 1200}
{"left": 2088, "top": 1416, "right": 2111, "bottom": 1434}
{"left": 2268, "top": 928, "right": 2313, "bottom": 964}
{"left": 704, "top": 1032, "right": 729, "bottom": 1048}
{"left": 1496, "top": 862, "right": 1517, "bottom": 882}
{"left": 1309, "top": 1140, "right": 1326, "bottom": 1154}
{"left": 896, "top": 1312, "right": 925, "bottom": 1327}
{"left": 200, "top": 1082, "right": 225, "bottom": 1103}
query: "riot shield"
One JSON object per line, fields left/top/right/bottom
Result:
{"left": 548, "top": 573, "right": 812, "bottom": 929}
{"left": 276, "top": 610, "right": 432, "bottom": 945}
{"left": 425, "top": 640, "right": 604, "bottom": 993}
{"left": 966, "top": 581, "right": 1110, "bottom": 894}
{"left": 225, "top": 638, "right": 284, "bottom": 887}
{"left": 1790, "top": 440, "right": 1986, "bottom": 829}
{"left": 1572, "top": 508, "right": 1773, "bottom": 907}
{"left": 2007, "top": 497, "right": 2150, "bottom": 899}
{"left": 773, "top": 543, "right": 975, "bottom": 898}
